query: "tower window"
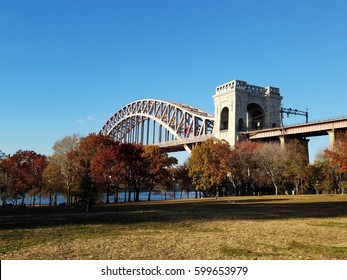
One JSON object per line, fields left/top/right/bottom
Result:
{"left": 220, "top": 107, "right": 229, "bottom": 130}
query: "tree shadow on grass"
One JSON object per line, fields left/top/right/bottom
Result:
{"left": 1, "top": 197, "right": 347, "bottom": 230}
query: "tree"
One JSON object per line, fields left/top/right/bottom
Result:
{"left": 283, "top": 140, "right": 309, "bottom": 194}
{"left": 315, "top": 149, "right": 342, "bottom": 194}
{"left": 254, "top": 142, "right": 286, "bottom": 195}
{"left": 141, "top": 145, "right": 178, "bottom": 201}
{"left": 0, "top": 160, "right": 14, "bottom": 206}
{"left": 28, "top": 153, "right": 48, "bottom": 205}
{"left": 68, "top": 133, "right": 115, "bottom": 210}
{"left": 328, "top": 132, "right": 347, "bottom": 173}
{"left": 188, "top": 138, "right": 231, "bottom": 197}
{"left": 2, "top": 150, "right": 47, "bottom": 205}
{"left": 228, "top": 141, "right": 260, "bottom": 196}
{"left": 117, "top": 143, "right": 144, "bottom": 202}
{"left": 51, "top": 134, "right": 81, "bottom": 205}
{"left": 170, "top": 162, "right": 194, "bottom": 198}
{"left": 323, "top": 131, "right": 347, "bottom": 193}
{"left": 306, "top": 163, "right": 325, "bottom": 194}
{"left": 90, "top": 142, "right": 122, "bottom": 203}
{"left": 42, "top": 155, "right": 65, "bottom": 206}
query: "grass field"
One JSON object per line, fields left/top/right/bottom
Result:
{"left": 1, "top": 195, "right": 346, "bottom": 260}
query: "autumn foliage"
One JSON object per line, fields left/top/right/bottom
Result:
{"left": 0, "top": 150, "right": 47, "bottom": 206}
{"left": 188, "top": 137, "right": 312, "bottom": 196}
{"left": 314, "top": 131, "right": 347, "bottom": 194}
{"left": 2, "top": 131, "right": 347, "bottom": 208}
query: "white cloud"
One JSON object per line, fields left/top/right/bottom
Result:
{"left": 76, "top": 116, "right": 96, "bottom": 124}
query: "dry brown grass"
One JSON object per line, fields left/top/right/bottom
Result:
{"left": 1, "top": 195, "right": 346, "bottom": 260}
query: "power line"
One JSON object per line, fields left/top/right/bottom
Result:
{"left": 280, "top": 107, "right": 308, "bottom": 126}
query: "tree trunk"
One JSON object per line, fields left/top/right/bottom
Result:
{"left": 135, "top": 187, "right": 140, "bottom": 201}
{"left": 67, "top": 184, "right": 71, "bottom": 206}
{"left": 114, "top": 189, "right": 118, "bottom": 203}
{"left": 215, "top": 186, "right": 219, "bottom": 199}
{"left": 148, "top": 179, "right": 154, "bottom": 201}
{"left": 128, "top": 187, "right": 131, "bottom": 202}
{"left": 273, "top": 183, "right": 278, "bottom": 195}
{"left": 147, "top": 189, "right": 152, "bottom": 201}
{"left": 231, "top": 180, "right": 237, "bottom": 196}
{"left": 32, "top": 194, "right": 36, "bottom": 206}
{"left": 106, "top": 189, "right": 110, "bottom": 203}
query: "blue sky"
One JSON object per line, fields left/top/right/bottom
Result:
{"left": 1, "top": 0, "right": 346, "bottom": 162}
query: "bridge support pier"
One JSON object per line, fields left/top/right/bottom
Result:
{"left": 328, "top": 130, "right": 335, "bottom": 148}
{"left": 278, "top": 135, "right": 309, "bottom": 161}
{"left": 279, "top": 135, "right": 286, "bottom": 150}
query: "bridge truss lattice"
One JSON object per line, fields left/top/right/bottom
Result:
{"left": 100, "top": 99, "right": 214, "bottom": 152}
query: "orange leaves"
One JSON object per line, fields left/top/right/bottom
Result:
{"left": 188, "top": 138, "right": 232, "bottom": 190}
{"left": 324, "top": 131, "right": 347, "bottom": 174}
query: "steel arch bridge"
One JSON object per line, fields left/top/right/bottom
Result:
{"left": 100, "top": 99, "right": 214, "bottom": 153}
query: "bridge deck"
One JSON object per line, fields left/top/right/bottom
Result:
{"left": 156, "top": 134, "right": 213, "bottom": 152}
{"left": 243, "top": 117, "right": 347, "bottom": 140}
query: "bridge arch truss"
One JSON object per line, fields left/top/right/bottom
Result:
{"left": 100, "top": 99, "right": 214, "bottom": 152}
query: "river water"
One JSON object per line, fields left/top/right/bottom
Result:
{"left": 3, "top": 190, "right": 203, "bottom": 206}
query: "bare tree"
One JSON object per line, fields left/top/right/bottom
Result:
{"left": 51, "top": 134, "right": 81, "bottom": 205}
{"left": 254, "top": 142, "right": 286, "bottom": 195}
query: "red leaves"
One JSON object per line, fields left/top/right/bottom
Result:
{"left": 89, "top": 142, "right": 122, "bottom": 190}
{"left": 1, "top": 150, "right": 47, "bottom": 197}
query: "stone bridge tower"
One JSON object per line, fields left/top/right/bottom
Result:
{"left": 212, "top": 80, "right": 283, "bottom": 146}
